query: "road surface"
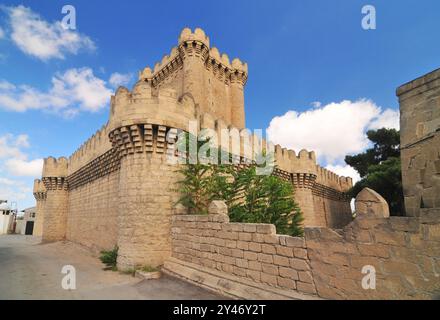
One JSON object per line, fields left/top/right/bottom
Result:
{"left": 0, "top": 235, "right": 225, "bottom": 300}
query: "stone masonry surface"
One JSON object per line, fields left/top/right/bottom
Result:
{"left": 33, "top": 28, "right": 353, "bottom": 270}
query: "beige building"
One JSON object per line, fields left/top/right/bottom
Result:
{"left": 33, "top": 28, "right": 353, "bottom": 269}
{"left": 15, "top": 207, "right": 37, "bottom": 235}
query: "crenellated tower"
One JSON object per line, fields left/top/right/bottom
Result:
{"left": 139, "top": 28, "right": 248, "bottom": 129}
{"left": 33, "top": 28, "right": 354, "bottom": 270}
{"left": 32, "top": 179, "right": 47, "bottom": 237}
{"left": 41, "top": 157, "right": 69, "bottom": 242}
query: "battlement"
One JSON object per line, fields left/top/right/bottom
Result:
{"left": 68, "top": 124, "right": 113, "bottom": 174}
{"left": 109, "top": 82, "right": 197, "bottom": 133}
{"left": 396, "top": 67, "right": 440, "bottom": 99}
{"left": 33, "top": 179, "right": 46, "bottom": 194}
{"left": 139, "top": 28, "right": 248, "bottom": 82}
{"left": 42, "top": 157, "right": 68, "bottom": 178}
{"left": 137, "top": 27, "right": 248, "bottom": 129}
{"left": 178, "top": 27, "right": 210, "bottom": 47}
{"left": 197, "top": 112, "right": 352, "bottom": 192}
{"left": 315, "top": 165, "right": 353, "bottom": 192}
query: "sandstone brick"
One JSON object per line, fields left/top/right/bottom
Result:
{"left": 279, "top": 267, "right": 299, "bottom": 280}
{"left": 273, "top": 255, "right": 290, "bottom": 267}
{"left": 225, "top": 240, "right": 237, "bottom": 249}
{"left": 277, "top": 276, "right": 296, "bottom": 290}
{"left": 243, "top": 251, "right": 258, "bottom": 261}
{"left": 231, "top": 249, "right": 244, "bottom": 258}
{"left": 248, "top": 243, "right": 262, "bottom": 252}
{"left": 261, "top": 273, "right": 278, "bottom": 286}
{"left": 238, "top": 232, "right": 252, "bottom": 241}
{"left": 248, "top": 260, "right": 262, "bottom": 271}
{"left": 230, "top": 224, "right": 244, "bottom": 232}
{"left": 235, "top": 258, "right": 248, "bottom": 268}
{"left": 261, "top": 244, "right": 276, "bottom": 254}
{"left": 262, "top": 263, "right": 278, "bottom": 275}
{"left": 276, "top": 245, "right": 294, "bottom": 257}
{"left": 252, "top": 233, "right": 265, "bottom": 243}
{"left": 258, "top": 253, "right": 274, "bottom": 264}
{"left": 256, "top": 224, "right": 276, "bottom": 234}
{"left": 296, "top": 282, "right": 316, "bottom": 294}
{"left": 285, "top": 237, "right": 305, "bottom": 248}
{"left": 264, "top": 235, "right": 279, "bottom": 244}
{"left": 289, "top": 258, "right": 310, "bottom": 271}
{"left": 298, "top": 271, "right": 314, "bottom": 284}
{"left": 236, "top": 241, "right": 249, "bottom": 250}
{"left": 243, "top": 224, "right": 257, "bottom": 233}
{"left": 218, "top": 247, "right": 232, "bottom": 256}
{"left": 221, "top": 263, "right": 233, "bottom": 273}
{"left": 293, "top": 248, "right": 308, "bottom": 259}
{"left": 233, "top": 266, "right": 247, "bottom": 277}
{"left": 246, "top": 270, "right": 261, "bottom": 282}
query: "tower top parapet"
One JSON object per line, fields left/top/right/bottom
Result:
{"left": 179, "top": 27, "right": 210, "bottom": 47}
{"left": 138, "top": 27, "right": 248, "bottom": 82}
{"left": 42, "top": 157, "right": 68, "bottom": 178}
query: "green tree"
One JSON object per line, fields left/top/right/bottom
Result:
{"left": 350, "top": 157, "right": 404, "bottom": 215}
{"left": 345, "top": 128, "right": 400, "bottom": 177}
{"left": 175, "top": 134, "right": 303, "bottom": 236}
{"left": 345, "top": 128, "right": 404, "bottom": 215}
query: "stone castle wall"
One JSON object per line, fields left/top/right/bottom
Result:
{"left": 165, "top": 203, "right": 440, "bottom": 299}
{"left": 397, "top": 68, "right": 440, "bottom": 217}
{"left": 163, "top": 67, "right": 440, "bottom": 299}
{"left": 66, "top": 171, "right": 119, "bottom": 252}
{"left": 33, "top": 28, "right": 354, "bottom": 269}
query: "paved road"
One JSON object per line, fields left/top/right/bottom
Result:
{"left": 0, "top": 235, "right": 225, "bottom": 300}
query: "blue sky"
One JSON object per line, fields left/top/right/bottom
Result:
{"left": 0, "top": 0, "right": 439, "bottom": 210}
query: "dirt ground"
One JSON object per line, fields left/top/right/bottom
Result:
{"left": 0, "top": 235, "right": 225, "bottom": 300}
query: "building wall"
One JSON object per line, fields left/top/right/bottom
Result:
{"left": 170, "top": 214, "right": 317, "bottom": 296}
{"left": 0, "top": 213, "right": 13, "bottom": 235}
{"left": 397, "top": 68, "right": 440, "bottom": 217}
{"left": 66, "top": 171, "right": 119, "bottom": 252}
{"left": 33, "top": 28, "right": 355, "bottom": 269}
{"left": 116, "top": 152, "right": 180, "bottom": 269}
{"left": 167, "top": 210, "right": 440, "bottom": 299}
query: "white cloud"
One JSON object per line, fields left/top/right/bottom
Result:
{"left": 311, "top": 101, "right": 322, "bottom": 108}
{"left": 0, "top": 180, "right": 32, "bottom": 202}
{"left": 0, "top": 133, "right": 42, "bottom": 208}
{"left": 109, "top": 72, "right": 133, "bottom": 88}
{"left": 369, "top": 108, "right": 400, "bottom": 130}
{"left": 267, "top": 99, "right": 400, "bottom": 166}
{"left": 326, "top": 164, "right": 361, "bottom": 185}
{"left": 0, "top": 80, "right": 15, "bottom": 90}
{"left": 0, "top": 26, "right": 4, "bottom": 39}
{"left": 0, "top": 134, "right": 42, "bottom": 177}
{"left": 3, "top": 5, "right": 95, "bottom": 61}
{"left": 0, "top": 134, "right": 27, "bottom": 160}
{"left": 5, "top": 158, "right": 43, "bottom": 177}
{"left": 0, "top": 68, "right": 113, "bottom": 116}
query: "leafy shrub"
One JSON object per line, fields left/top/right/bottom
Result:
{"left": 100, "top": 246, "right": 118, "bottom": 270}
{"left": 175, "top": 133, "right": 304, "bottom": 236}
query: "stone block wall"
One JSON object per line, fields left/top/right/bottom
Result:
{"left": 167, "top": 205, "right": 440, "bottom": 299}
{"left": 170, "top": 214, "right": 317, "bottom": 296}
{"left": 116, "top": 152, "right": 181, "bottom": 269}
{"left": 397, "top": 68, "right": 440, "bottom": 216}
{"left": 306, "top": 210, "right": 440, "bottom": 299}
{"left": 66, "top": 171, "right": 119, "bottom": 252}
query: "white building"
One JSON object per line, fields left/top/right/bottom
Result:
{"left": 0, "top": 203, "right": 16, "bottom": 235}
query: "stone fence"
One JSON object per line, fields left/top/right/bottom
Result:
{"left": 163, "top": 191, "right": 440, "bottom": 299}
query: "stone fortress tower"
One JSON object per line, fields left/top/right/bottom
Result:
{"left": 33, "top": 28, "right": 353, "bottom": 269}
